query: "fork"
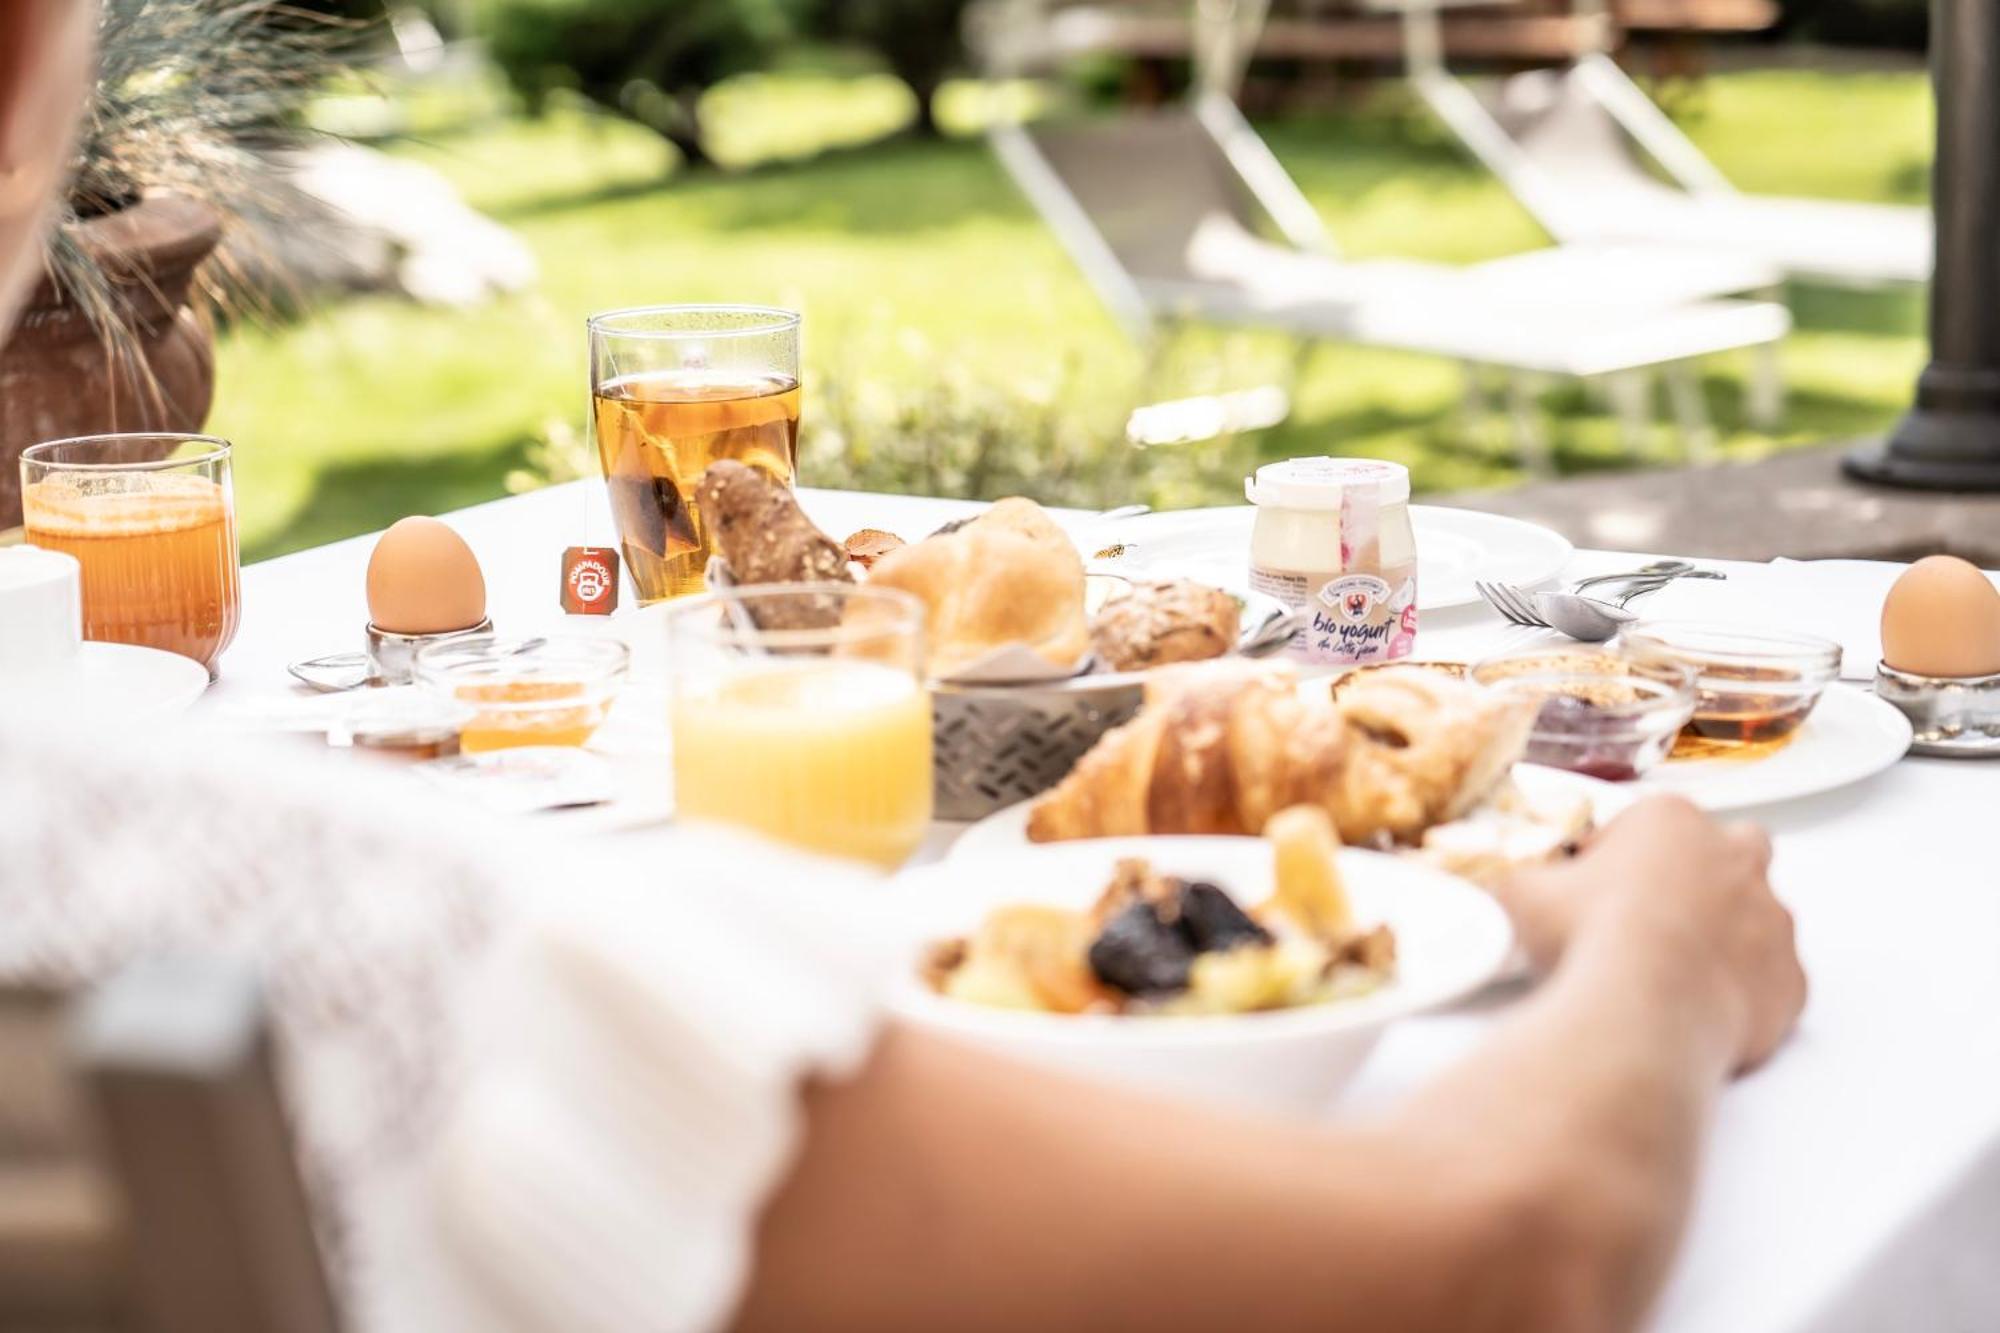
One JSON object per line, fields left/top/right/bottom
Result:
{"left": 1475, "top": 580, "right": 1548, "bottom": 628}
{"left": 1476, "top": 560, "right": 1725, "bottom": 629}
{"left": 1476, "top": 577, "right": 1673, "bottom": 630}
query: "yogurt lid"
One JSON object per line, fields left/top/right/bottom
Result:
{"left": 1245, "top": 457, "right": 1410, "bottom": 510}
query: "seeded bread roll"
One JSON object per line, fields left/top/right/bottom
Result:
{"left": 1090, "top": 579, "right": 1240, "bottom": 672}
{"left": 696, "top": 460, "right": 851, "bottom": 629}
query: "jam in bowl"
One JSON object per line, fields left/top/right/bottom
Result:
{"left": 1473, "top": 649, "right": 1695, "bottom": 781}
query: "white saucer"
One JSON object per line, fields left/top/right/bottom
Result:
{"left": 0, "top": 642, "right": 210, "bottom": 723}
{"left": 1640, "top": 682, "right": 1913, "bottom": 812}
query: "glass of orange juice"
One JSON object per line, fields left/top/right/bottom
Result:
{"left": 19, "top": 433, "right": 240, "bottom": 675}
{"left": 666, "top": 584, "right": 932, "bottom": 869}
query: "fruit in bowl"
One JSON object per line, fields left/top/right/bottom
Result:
{"left": 890, "top": 811, "right": 1513, "bottom": 1115}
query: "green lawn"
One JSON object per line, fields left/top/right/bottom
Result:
{"left": 213, "top": 65, "right": 1933, "bottom": 561}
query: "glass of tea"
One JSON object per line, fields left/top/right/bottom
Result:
{"left": 18, "top": 434, "right": 241, "bottom": 675}
{"left": 588, "top": 305, "right": 802, "bottom": 603}
{"left": 666, "top": 584, "right": 933, "bottom": 870}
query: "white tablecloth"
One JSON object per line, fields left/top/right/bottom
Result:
{"left": 215, "top": 482, "right": 2000, "bottom": 1333}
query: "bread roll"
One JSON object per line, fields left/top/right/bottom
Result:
{"left": 1091, "top": 579, "right": 1240, "bottom": 672}
{"left": 864, "top": 497, "right": 1088, "bottom": 679}
{"left": 696, "top": 460, "right": 851, "bottom": 630}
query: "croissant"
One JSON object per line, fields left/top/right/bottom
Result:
{"left": 1026, "top": 663, "right": 1536, "bottom": 847}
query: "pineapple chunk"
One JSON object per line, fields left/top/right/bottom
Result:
{"left": 1263, "top": 805, "right": 1354, "bottom": 941}
{"left": 1171, "top": 940, "right": 1321, "bottom": 1014}
{"left": 960, "top": 904, "right": 1103, "bottom": 1014}
{"left": 943, "top": 956, "right": 1047, "bottom": 1012}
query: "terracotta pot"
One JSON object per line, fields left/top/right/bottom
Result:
{"left": 0, "top": 194, "right": 221, "bottom": 526}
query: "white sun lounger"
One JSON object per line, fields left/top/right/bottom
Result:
{"left": 989, "top": 89, "right": 1791, "bottom": 460}
{"left": 1394, "top": 0, "right": 1932, "bottom": 287}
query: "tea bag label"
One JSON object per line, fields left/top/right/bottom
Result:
{"left": 562, "top": 546, "right": 621, "bottom": 614}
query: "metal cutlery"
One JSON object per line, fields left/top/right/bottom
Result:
{"left": 1476, "top": 564, "right": 1725, "bottom": 642}
{"left": 1532, "top": 588, "right": 1648, "bottom": 641}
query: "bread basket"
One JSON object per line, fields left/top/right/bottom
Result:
{"left": 928, "top": 583, "right": 1297, "bottom": 820}
{"left": 930, "top": 674, "right": 1147, "bottom": 820}
{"left": 693, "top": 556, "right": 1297, "bottom": 822}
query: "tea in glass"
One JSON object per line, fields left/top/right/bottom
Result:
{"left": 588, "top": 306, "right": 801, "bottom": 602}
{"left": 19, "top": 434, "right": 240, "bottom": 674}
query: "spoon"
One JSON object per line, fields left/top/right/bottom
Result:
{"left": 1532, "top": 580, "right": 1670, "bottom": 642}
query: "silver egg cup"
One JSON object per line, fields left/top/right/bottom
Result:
{"left": 1875, "top": 661, "right": 2000, "bottom": 758}
{"left": 288, "top": 617, "right": 494, "bottom": 692}
{"left": 366, "top": 618, "right": 494, "bottom": 685}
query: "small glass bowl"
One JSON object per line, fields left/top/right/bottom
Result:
{"left": 415, "top": 634, "right": 630, "bottom": 753}
{"left": 1619, "top": 622, "right": 1841, "bottom": 748}
{"left": 1470, "top": 646, "right": 1691, "bottom": 687}
{"left": 1473, "top": 659, "right": 1695, "bottom": 781}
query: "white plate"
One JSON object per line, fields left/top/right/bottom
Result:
{"left": 1640, "top": 682, "right": 1913, "bottom": 812}
{"left": 1088, "top": 505, "right": 1574, "bottom": 612}
{"left": 0, "top": 642, "right": 209, "bottom": 723}
{"left": 944, "top": 762, "right": 1626, "bottom": 861}
{"left": 889, "top": 837, "right": 1513, "bottom": 1113}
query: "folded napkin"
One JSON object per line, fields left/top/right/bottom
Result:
{"left": 1631, "top": 558, "right": 2000, "bottom": 679}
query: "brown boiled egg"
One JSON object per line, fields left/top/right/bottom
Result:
{"left": 1880, "top": 554, "right": 2000, "bottom": 679}
{"left": 365, "top": 516, "right": 488, "bottom": 634}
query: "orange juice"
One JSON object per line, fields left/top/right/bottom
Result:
{"left": 672, "top": 659, "right": 933, "bottom": 868}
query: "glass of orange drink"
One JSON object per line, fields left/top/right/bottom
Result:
{"left": 666, "top": 584, "right": 932, "bottom": 870}
{"left": 19, "top": 434, "right": 240, "bottom": 676}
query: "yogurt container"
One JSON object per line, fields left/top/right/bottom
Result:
{"left": 1245, "top": 458, "right": 1417, "bottom": 666}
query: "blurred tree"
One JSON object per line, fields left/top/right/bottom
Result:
{"left": 822, "top": 0, "right": 972, "bottom": 137}
{"left": 478, "top": 0, "right": 809, "bottom": 167}
{"left": 1773, "top": 0, "right": 1926, "bottom": 49}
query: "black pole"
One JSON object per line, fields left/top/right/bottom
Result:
{"left": 1845, "top": 0, "right": 2000, "bottom": 491}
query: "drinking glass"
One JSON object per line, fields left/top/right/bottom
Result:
{"left": 19, "top": 433, "right": 240, "bottom": 675}
{"left": 588, "top": 305, "right": 802, "bottom": 603}
{"left": 666, "top": 584, "right": 932, "bottom": 870}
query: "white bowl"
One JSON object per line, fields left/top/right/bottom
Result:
{"left": 889, "top": 837, "right": 1514, "bottom": 1116}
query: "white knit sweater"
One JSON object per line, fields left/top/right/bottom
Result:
{"left": 0, "top": 721, "right": 898, "bottom": 1331}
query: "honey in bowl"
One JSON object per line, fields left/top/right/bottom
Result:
{"left": 1674, "top": 665, "right": 1819, "bottom": 749}
{"left": 454, "top": 679, "right": 604, "bottom": 752}
{"left": 414, "top": 635, "right": 630, "bottom": 754}
{"left": 1618, "top": 623, "right": 1842, "bottom": 760}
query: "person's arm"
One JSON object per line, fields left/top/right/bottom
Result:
{"left": 735, "top": 798, "right": 1803, "bottom": 1333}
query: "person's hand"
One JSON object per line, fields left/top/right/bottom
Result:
{"left": 1497, "top": 795, "right": 1806, "bottom": 1071}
